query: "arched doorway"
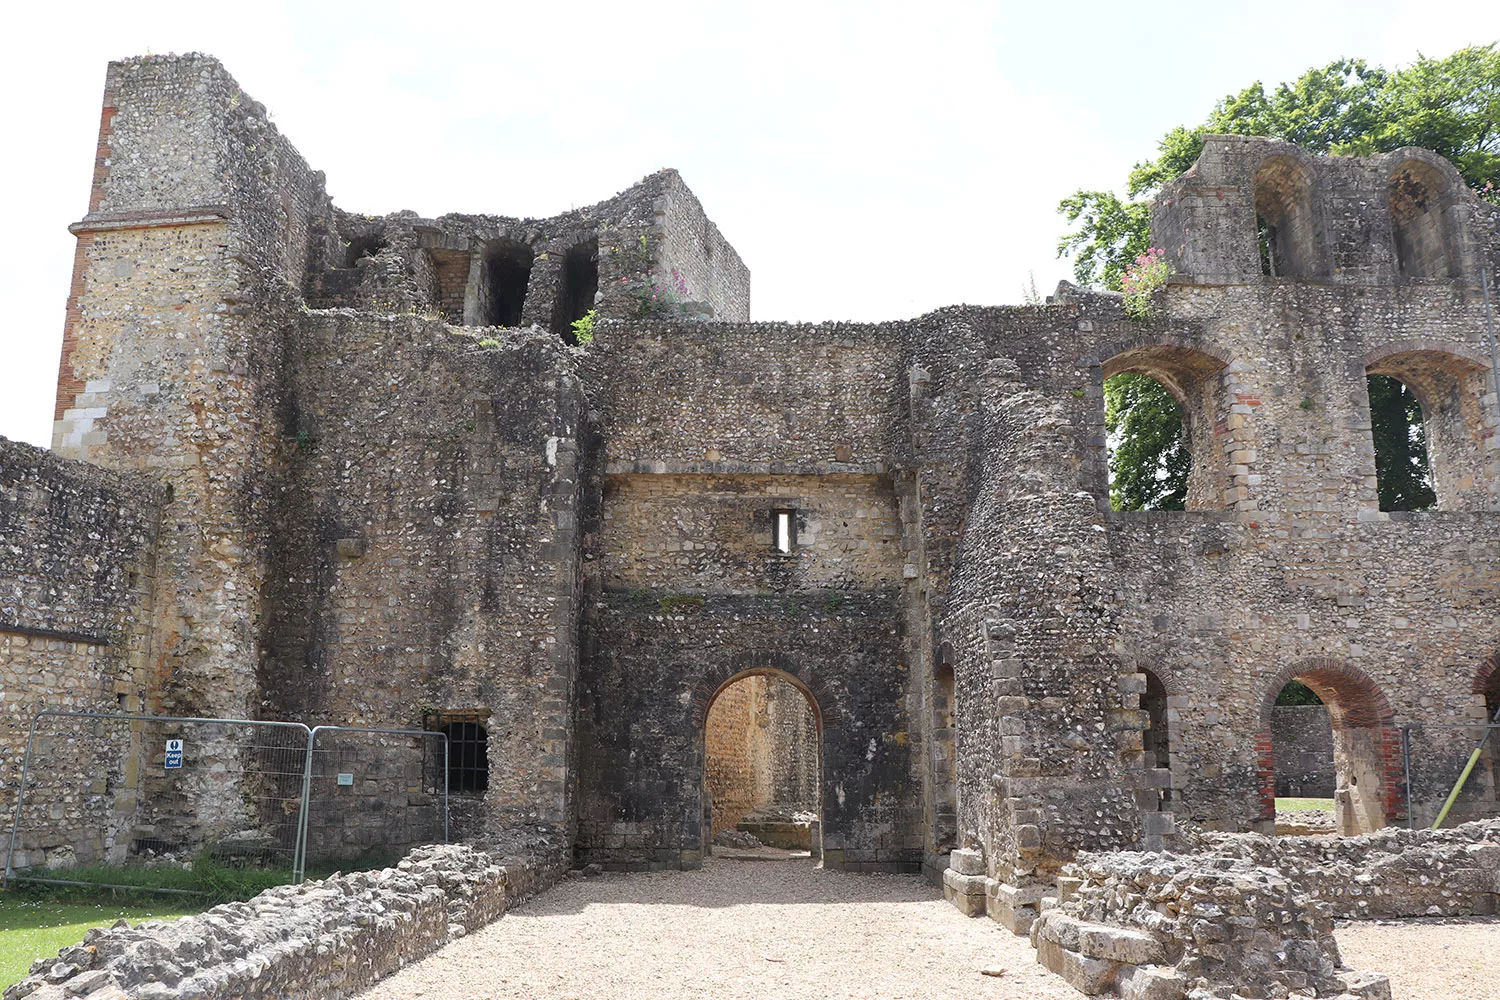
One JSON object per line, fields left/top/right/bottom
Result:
{"left": 703, "top": 670, "right": 822, "bottom": 857}
{"left": 1260, "top": 659, "right": 1398, "bottom": 836}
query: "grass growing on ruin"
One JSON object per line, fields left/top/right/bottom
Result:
{"left": 12, "top": 857, "right": 297, "bottom": 905}
{"left": 1277, "top": 797, "right": 1337, "bottom": 812}
{"left": 0, "top": 895, "right": 203, "bottom": 988}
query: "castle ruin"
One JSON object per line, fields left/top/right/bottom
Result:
{"left": 4, "top": 55, "right": 1500, "bottom": 925}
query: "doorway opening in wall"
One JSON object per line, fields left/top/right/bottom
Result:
{"left": 479, "top": 240, "right": 533, "bottom": 327}
{"left": 1367, "top": 375, "right": 1436, "bottom": 511}
{"left": 553, "top": 239, "right": 599, "bottom": 344}
{"left": 1105, "top": 372, "right": 1189, "bottom": 511}
{"left": 703, "top": 671, "right": 822, "bottom": 861}
{"left": 1263, "top": 664, "right": 1396, "bottom": 838}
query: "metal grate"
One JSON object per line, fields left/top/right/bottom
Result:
{"left": 437, "top": 720, "right": 489, "bottom": 794}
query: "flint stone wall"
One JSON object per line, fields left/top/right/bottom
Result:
{"left": 0, "top": 437, "right": 164, "bottom": 870}
{"left": 1272, "top": 705, "right": 1336, "bottom": 798}
{"left": 1187, "top": 818, "right": 1500, "bottom": 919}
{"left": 3, "top": 834, "right": 566, "bottom": 1000}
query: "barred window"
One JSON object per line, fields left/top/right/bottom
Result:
{"left": 427, "top": 712, "right": 489, "bottom": 794}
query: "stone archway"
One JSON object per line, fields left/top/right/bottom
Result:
{"left": 701, "top": 668, "right": 823, "bottom": 856}
{"left": 1258, "top": 658, "right": 1400, "bottom": 835}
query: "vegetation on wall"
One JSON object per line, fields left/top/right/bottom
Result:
{"left": 1070, "top": 44, "right": 1496, "bottom": 510}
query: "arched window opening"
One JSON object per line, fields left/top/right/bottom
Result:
{"left": 1485, "top": 669, "right": 1500, "bottom": 724}
{"left": 1100, "top": 344, "right": 1227, "bottom": 512}
{"left": 1105, "top": 372, "right": 1189, "bottom": 511}
{"left": 344, "top": 235, "right": 387, "bottom": 268}
{"left": 704, "top": 672, "right": 820, "bottom": 857}
{"left": 1263, "top": 664, "right": 1394, "bottom": 837}
{"left": 1389, "top": 161, "right": 1455, "bottom": 280}
{"left": 1367, "top": 374, "right": 1435, "bottom": 511}
{"left": 479, "top": 240, "right": 533, "bottom": 327}
{"left": 553, "top": 239, "right": 599, "bottom": 343}
{"left": 1252, "top": 156, "right": 1319, "bottom": 280}
{"left": 436, "top": 719, "right": 489, "bottom": 794}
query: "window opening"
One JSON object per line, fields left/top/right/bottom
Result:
{"left": 553, "top": 239, "right": 599, "bottom": 343}
{"left": 428, "top": 713, "right": 489, "bottom": 794}
{"left": 1252, "top": 156, "right": 1318, "bottom": 280}
{"left": 1389, "top": 162, "right": 1455, "bottom": 280}
{"left": 773, "top": 509, "right": 796, "bottom": 553}
{"left": 1105, "top": 372, "right": 1189, "bottom": 511}
{"left": 1141, "top": 669, "right": 1169, "bottom": 773}
{"left": 1367, "top": 374, "right": 1435, "bottom": 511}
{"left": 480, "top": 241, "right": 533, "bottom": 327}
{"left": 344, "top": 235, "right": 387, "bottom": 268}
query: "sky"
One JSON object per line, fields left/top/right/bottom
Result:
{"left": 1, "top": 0, "right": 1497, "bottom": 447}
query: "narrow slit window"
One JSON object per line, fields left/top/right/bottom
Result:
{"left": 773, "top": 509, "right": 795, "bottom": 553}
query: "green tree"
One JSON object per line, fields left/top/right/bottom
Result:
{"left": 1368, "top": 375, "right": 1436, "bottom": 511}
{"left": 1068, "top": 45, "right": 1497, "bottom": 510}
{"left": 1275, "top": 680, "right": 1324, "bottom": 706}
{"left": 1105, "top": 373, "right": 1188, "bottom": 511}
{"left": 1059, "top": 46, "right": 1500, "bottom": 289}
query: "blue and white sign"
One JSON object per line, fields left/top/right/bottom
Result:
{"left": 164, "top": 738, "right": 184, "bottom": 769}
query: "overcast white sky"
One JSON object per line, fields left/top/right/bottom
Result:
{"left": 2, "top": 0, "right": 1496, "bottom": 446}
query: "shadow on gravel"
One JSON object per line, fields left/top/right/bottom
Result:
{"left": 518, "top": 858, "right": 942, "bottom": 915}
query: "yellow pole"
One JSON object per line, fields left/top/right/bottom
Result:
{"left": 1430, "top": 747, "right": 1484, "bottom": 830}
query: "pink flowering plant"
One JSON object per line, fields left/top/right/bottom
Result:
{"left": 1120, "top": 247, "right": 1172, "bottom": 322}
{"left": 625, "top": 267, "right": 696, "bottom": 318}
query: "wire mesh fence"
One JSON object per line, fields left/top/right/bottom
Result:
{"left": 1401, "top": 720, "right": 1500, "bottom": 830}
{"left": 300, "top": 726, "right": 448, "bottom": 875}
{"left": 3, "top": 711, "right": 448, "bottom": 895}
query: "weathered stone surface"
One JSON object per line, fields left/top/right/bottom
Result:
{"left": 949, "top": 848, "right": 985, "bottom": 875}
{"left": 2, "top": 841, "right": 563, "bottom": 1000}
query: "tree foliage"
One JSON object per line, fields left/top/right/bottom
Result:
{"left": 1058, "top": 46, "right": 1500, "bottom": 289}
{"left": 1275, "top": 680, "right": 1324, "bottom": 706}
{"left": 1105, "top": 373, "right": 1188, "bottom": 511}
{"left": 1368, "top": 375, "right": 1436, "bottom": 511}
{"left": 1073, "top": 45, "right": 1495, "bottom": 511}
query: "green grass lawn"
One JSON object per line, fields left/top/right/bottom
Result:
{"left": 0, "top": 895, "right": 204, "bottom": 988}
{"left": 1277, "top": 796, "right": 1336, "bottom": 812}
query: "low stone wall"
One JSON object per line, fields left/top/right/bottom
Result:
{"left": 1018, "top": 819, "right": 1500, "bottom": 998}
{"left": 1188, "top": 819, "right": 1500, "bottom": 919}
{"left": 4, "top": 830, "right": 567, "bottom": 1000}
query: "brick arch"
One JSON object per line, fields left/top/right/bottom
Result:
{"left": 1470, "top": 651, "right": 1500, "bottom": 697}
{"left": 1256, "top": 657, "right": 1403, "bottom": 827}
{"left": 690, "top": 649, "right": 836, "bottom": 736}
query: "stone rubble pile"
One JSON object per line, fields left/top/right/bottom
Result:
{"left": 1031, "top": 849, "right": 1390, "bottom": 1000}
{"left": 1184, "top": 818, "right": 1500, "bottom": 919}
{"left": 4, "top": 835, "right": 565, "bottom": 1000}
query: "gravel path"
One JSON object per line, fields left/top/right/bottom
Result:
{"left": 359, "top": 858, "right": 1080, "bottom": 1000}
{"left": 1335, "top": 916, "right": 1500, "bottom": 1000}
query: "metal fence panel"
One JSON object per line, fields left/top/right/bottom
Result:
{"left": 299, "top": 726, "right": 448, "bottom": 878}
{"left": 4, "top": 712, "right": 311, "bottom": 883}
{"left": 4, "top": 712, "right": 449, "bottom": 893}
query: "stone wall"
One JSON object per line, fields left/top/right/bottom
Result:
{"left": 1272, "top": 705, "right": 1336, "bottom": 798}
{"left": 258, "top": 316, "right": 585, "bottom": 840}
{"left": 3, "top": 834, "right": 567, "bottom": 1000}
{"left": 0, "top": 437, "right": 163, "bottom": 871}
{"left": 1026, "top": 819, "right": 1500, "bottom": 998}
